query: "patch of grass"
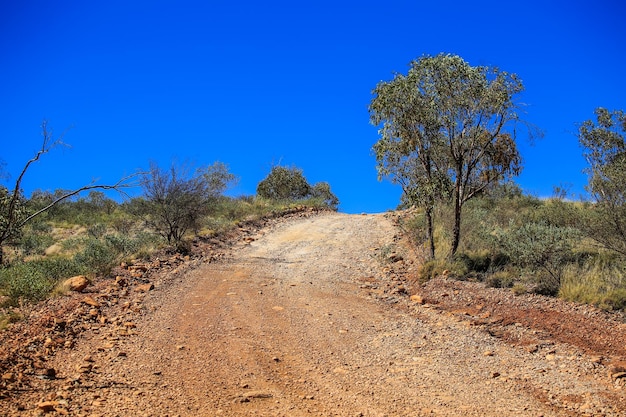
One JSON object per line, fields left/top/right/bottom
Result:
{"left": 559, "top": 263, "right": 626, "bottom": 311}
{"left": 0, "top": 310, "right": 22, "bottom": 329}
{"left": 417, "top": 258, "right": 468, "bottom": 283}
{"left": 485, "top": 270, "right": 516, "bottom": 289}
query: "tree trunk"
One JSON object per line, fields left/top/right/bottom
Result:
{"left": 425, "top": 206, "right": 435, "bottom": 259}
{"left": 451, "top": 180, "right": 462, "bottom": 257}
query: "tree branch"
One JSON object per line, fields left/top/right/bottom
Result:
{"left": 18, "top": 173, "right": 139, "bottom": 228}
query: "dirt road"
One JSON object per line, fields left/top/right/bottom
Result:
{"left": 3, "top": 212, "right": 626, "bottom": 416}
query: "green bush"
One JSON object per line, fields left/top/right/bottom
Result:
{"left": 418, "top": 258, "right": 468, "bottom": 283}
{"left": 74, "top": 239, "right": 119, "bottom": 276}
{"left": 485, "top": 270, "right": 516, "bottom": 289}
{"left": 18, "top": 232, "right": 55, "bottom": 256}
{"left": 0, "top": 257, "right": 84, "bottom": 303}
{"left": 491, "top": 222, "right": 579, "bottom": 295}
{"left": 560, "top": 262, "right": 626, "bottom": 311}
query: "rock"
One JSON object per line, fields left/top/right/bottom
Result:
{"left": 612, "top": 371, "right": 626, "bottom": 380}
{"left": 483, "top": 350, "right": 494, "bottom": 357}
{"left": 115, "top": 276, "right": 128, "bottom": 287}
{"left": 388, "top": 253, "right": 403, "bottom": 263}
{"left": 525, "top": 344, "right": 539, "bottom": 354}
{"left": 63, "top": 276, "right": 89, "bottom": 292}
{"left": 76, "top": 363, "right": 92, "bottom": 373}
{"left": 37, "top": 401, "right": 59, "bottom": 412}
{"left": 135, "top": 283, "right": 154, "bottom": 293}
{"left": 2, "top": 372, "right": 15, "bottom": 382}
{"left": 82, "top": 296, "right": 100, "bottom": 308}
{"left": 410, "top": 294, "right": 425, "bottom": 304}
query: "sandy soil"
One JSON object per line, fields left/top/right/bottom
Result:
{"left": 1, "top": 210, "right": 625, "bottom": 416}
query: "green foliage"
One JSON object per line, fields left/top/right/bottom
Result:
{"left": 310, "top": 182, "right": 339, "bottom": 210}
{"left": 491, "top": 222, "right": 579, "bottom": 295}
{"left": 0, "top": 186, "right": 29, "bottom": 262}
{"left": 18, "top": 231, "right": 54, "bottom": 257}
{"left": 485, "top": 270, "right": 516, "bottom": 289}
{"left": 578, "top": 107, "right": 626, "bottom": 257}
{"left": 417, "top": 258, "right": 468, "bottom": 283}
{"left": 74, "top": 239, "right": 118, "bottom": 276}
{"left": 0, "top": 257, "right": 84, "bottom": 303}
{"left": 257, "top": 166, "right": 311, "bottom": 201}
{"left": 560, "top": 261, "right": 626, "bottom": 311}
{"left": 256, "top": 165, "right": 339, "bottom": 210}
{"left": 138, "top": 161, "right": 237, "bottom": 246}
{"left": 370, "top": 53, "right": 526, "bottom": 258}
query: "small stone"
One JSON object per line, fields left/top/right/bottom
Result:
{"left": 483, "top": 350, "right": 494, "bottom": 357}
{"left": 410, "top": 294, "right": 425, "bottom": 304}
{"left": 63, "top": 275, "right": 89, "bottom": 292}
{"left": 76, "top": 363, "right": 92, "bottom": 373}
{"left": 115, "top": 276, "right": 128, "bottom": 287}
{"left": 82, "top": 296, "right": 100, "bottom": 308}
{"left": 525, "top": 345, "right": 539, "bottom": 354}
{"left": 135, "top": 283, "right": 154, "bottom": 293}
{"left": 37, "top": 401, "right": 59, "bottom": 412}
{"left": 2, "top": 372, "right": 15, "bottom": 382}
{"left": 491, "top": 371, "right": 500, "bottom": 378}
{"left": 272, "top": 357, "right": 280, "bottom": 362}
{"left": 612, "top": 371, "right": 626, "bottom": 380}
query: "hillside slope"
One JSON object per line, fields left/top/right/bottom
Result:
{"left": 1, "top": 211, "right": 625, "bottom": 416}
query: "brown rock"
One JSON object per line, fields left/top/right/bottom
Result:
{"left": 37, "top": 401, "right": 59, "bottom": 412}
{"left": 410, "top": 294, "right": 425, "bottom": 304}
{"left": 115, "top": 276, "right": 128, "bottom": 287}
{"left": 135, "top": 283, "right": 154, "bottom": 293}
{"left": 82, "top": 296, "right": 101, "bottom": 308}
{"left": 63, "top": 275, "right": 89, "bottom": 292}
{"left": 2, "top": 372, "right": 15, "bottom": 382}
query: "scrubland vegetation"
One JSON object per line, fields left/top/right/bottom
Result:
{"left": 1, "top": 53, "right": 625, "bottom": 324}
{"left": 402, "top": 187, "right": 626, "bottom": 311}
{"left": 369, "top": 54, "right": 626, "bottom": 312}
{"left": 0, "top": 156, "right": 337, "bottom": 311}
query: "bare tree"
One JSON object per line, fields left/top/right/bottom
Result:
{"left": 0, "top": 120, "right": 137, "bottom": 264}
{"left": 137, "top": 160, "right": 237, "bottom": 248}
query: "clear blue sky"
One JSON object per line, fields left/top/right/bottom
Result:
{"left": 1, "top": 1, "right": 625, "bottom": 213}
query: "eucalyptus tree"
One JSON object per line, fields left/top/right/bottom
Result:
{"left": 370, "top": 54, "right": 525, "bottom": 257}
{"left": 578, "top": 107, "right": 626, "bottom": 257}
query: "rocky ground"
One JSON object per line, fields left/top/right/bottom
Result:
{"left": 0, "top": 209, "right": 625, "bottom": 416}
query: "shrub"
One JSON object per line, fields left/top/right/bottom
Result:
{"left": 256, "top": 165, "right": 339, "bottom": 210}
{"left": 257, "top": 166, "right": 311, "bottom": 201}
{"left": 491, "top": 222, "right": 579, "bottom": 295}
{"left": 74, "top": 239, "right": 118, "bottom": 276}
{"left": 0, "top": 257, "right": 83, "bottom": 303}
{"left": 418, "top": 258, "right": 468, "bottom": 283}
{"left": 559, "top": 262, "right": 626, "bottom": 311}
{"left": 485, "top": 270, "right": 516, "bottom": 288}
{"left": 18, "top": 232, "right": 54, "bottom": 257}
